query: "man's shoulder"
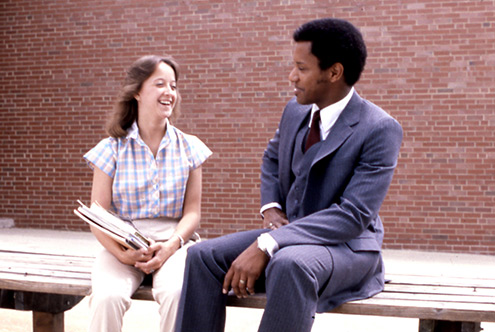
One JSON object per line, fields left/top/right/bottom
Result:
{"left": 355, "top": 95, "right": 400, "bottom": 126}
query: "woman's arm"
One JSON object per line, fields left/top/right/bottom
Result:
{"left": 172, "top": 165, "right": 203, "bottom": 245}
{"left": 90, "top": 166, "right": 151, "bottom": 266}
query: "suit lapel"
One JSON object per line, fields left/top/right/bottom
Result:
{"left": 282, "top": 102, "right": 312, "bottom": 162}
{"left": 312, "top": 92, "right": 362, "bottom": 166}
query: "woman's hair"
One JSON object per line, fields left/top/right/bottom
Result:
{"left": 106, "top": 55, "right": 181, "bottom": 138}
{"left": 293, "top": 18, "right": 367, "bottom": 86}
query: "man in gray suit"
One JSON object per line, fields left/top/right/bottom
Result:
{"left": 175, "top": 18, "right": 403, "bottom": 332}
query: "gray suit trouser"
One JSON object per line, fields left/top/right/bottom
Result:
{"left": 175, "top": 229, "right": 334, "bottom": 332}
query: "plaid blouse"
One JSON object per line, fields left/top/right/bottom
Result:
{"left": 84, "top": 121, "right": 212, "bottom": 220}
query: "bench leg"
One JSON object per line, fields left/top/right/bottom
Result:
{"left": 33, "top": 311, "right": 64, "bottom": 332}
{"left": 419, "top": 319, "right": 481, "bottom": 332}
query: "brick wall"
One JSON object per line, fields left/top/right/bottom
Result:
{"left": 1, "top": 0, "right": 494, "bottom": 254}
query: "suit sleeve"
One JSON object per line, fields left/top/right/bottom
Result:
{"left": 269, "top": 115, "right": 403, "bottom": 248}
{"left": 260, "top": 126, "right": 283, "bottom": 207}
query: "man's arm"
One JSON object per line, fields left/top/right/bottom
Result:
{"left": 270, "top": 115, "right": 403, "bottom": 248}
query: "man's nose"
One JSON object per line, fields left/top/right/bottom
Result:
{"left": 288, "top": 68, "right": 297, "bottom": 82}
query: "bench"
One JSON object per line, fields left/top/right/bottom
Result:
{"left": 0, "top": 238, "right": 494, "bottom": 332}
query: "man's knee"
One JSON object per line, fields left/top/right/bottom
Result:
{"left": 266, "top": 246, "right": 332, "bottom": 286}
{"left": 267, "top": 249, "right": 312, "bottom": 278}
{"left": 186, "top": 241, "right": 213, "bottom": 262}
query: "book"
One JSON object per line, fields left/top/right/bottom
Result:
{"left": 74, "top": 200, "right": 151, "bottom": 250}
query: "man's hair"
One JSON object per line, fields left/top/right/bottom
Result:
{"left": 293, "top": 18, "right": 367, "bottom": 86}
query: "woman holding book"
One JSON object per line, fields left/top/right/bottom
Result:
{"left": 83, "top": 55, "right": 212, "bottom": 332}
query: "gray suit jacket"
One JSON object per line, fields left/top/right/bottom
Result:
{"left": 260, "top": 92, "right": 403, "bottom": 310}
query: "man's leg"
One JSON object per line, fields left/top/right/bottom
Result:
{"left": 258, "top": 245, "right": 333, "bottom": 332}
{"left": 175, "top": 229, "right": 267, "bottom": 332}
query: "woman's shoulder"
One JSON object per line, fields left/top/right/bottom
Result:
{"left": 168, "top": 124, "right": 212, "bottom": 162}
{"left": 168, "top": 124, "right": 206, "bottom": 147}
{"left": 93, "top": 136, "right": 121, "bottom": 150}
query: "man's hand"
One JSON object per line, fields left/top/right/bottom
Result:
{"left": 263, "top": 207, "right": 289, "bottom": 230}
{"left": 222, "top": 241, "right": 270, "bottom": 298}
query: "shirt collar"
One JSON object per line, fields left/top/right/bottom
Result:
{"left": 126, "top": 120, "right": 174, "bottom": 151}
{"left": 309, "top": 87, "right": 355, "bottom": 140}
{"left": 127, "top": 122, "right": 140, "bottom": 140}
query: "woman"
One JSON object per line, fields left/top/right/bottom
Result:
{"left": 84, "top": 55, "right": 212, "bottom": 332}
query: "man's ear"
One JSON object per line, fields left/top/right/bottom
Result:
{"left": 328, "top": 62, "right": 344, "bottom": 83}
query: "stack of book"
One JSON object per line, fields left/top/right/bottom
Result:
{"left": 74, "top": 200, "right": 151, "bottom": 250}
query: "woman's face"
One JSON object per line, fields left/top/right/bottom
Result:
{"left": 135, "top": 61, "right": 177, "bottom": 122}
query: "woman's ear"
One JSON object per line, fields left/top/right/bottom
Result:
{"left": 134, "top": 94, "right": 140, "bottom": 101}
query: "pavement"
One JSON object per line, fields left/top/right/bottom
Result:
{"left": 0, "top": 227, "right": 494, "bottom": 332}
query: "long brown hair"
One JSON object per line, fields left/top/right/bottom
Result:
{"left": 106, "top": 55, "right": 182, "bottom": 138}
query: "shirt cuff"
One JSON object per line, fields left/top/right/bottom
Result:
{"left": 260, "top": 202, "right": 283, "bottom": 218}
{"left": 257, "top": 233, "right": 279, "bottom": 257}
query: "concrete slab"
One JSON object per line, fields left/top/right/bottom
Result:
{"left": 0, "top": 218, "right": 14, "bottom": 229}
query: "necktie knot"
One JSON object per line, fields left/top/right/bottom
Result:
{"left": 305, "top": 110, "right": 321, "bottom": 152}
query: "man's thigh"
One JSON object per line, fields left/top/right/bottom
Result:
{"left": 266, "top": 245, "right": 334, "bottom": 292}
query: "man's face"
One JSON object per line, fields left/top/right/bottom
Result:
{"left": 289, "top": 41, "right": 333, "bottom": 109}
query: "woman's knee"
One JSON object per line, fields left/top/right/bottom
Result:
{"left": 90, "top": 290, "right": 131, "bottom": 310}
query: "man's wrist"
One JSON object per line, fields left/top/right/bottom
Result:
{"left": 260, "top": 202, "right": 282, "bottom": 218}
{"left": 257, "top": 233, "right": 279, "bottom": 257}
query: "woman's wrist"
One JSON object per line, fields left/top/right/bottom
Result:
{"left": 172, "top": 233, "right": 184, "bottom": 248}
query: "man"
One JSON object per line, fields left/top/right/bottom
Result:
{"left": 175, "top": 18, "right": 403, "bottom": 332}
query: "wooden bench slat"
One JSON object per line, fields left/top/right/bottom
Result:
{"left": 332, "top": 297, "right": 495, "bottom": 322}
{"left": 0, "top": 272, "right": 91, "bottom": 296}
{"left": 0, "top": 251, "right": 94, "bottom": 266}
{"left": 0, "top": 263, "right": 92, "bottom": 277}
{"left": 384, "top": 283, "right": 495, "bottom": 297}
{"left": 387, "top": 273, "right": 495, "bottom": 288}
{"left": 377, "top": 289, "right": 495, "bottom": 304}
{"left": 0, "top": 248, "right": 95, "bottom": 259}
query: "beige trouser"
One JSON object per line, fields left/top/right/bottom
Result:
{"left": 88, "top": 218, "right": 197, "bottom": 332}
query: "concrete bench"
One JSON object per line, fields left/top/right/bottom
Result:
{"left": 0, "top": 239, "right": 494, "bottom": 332}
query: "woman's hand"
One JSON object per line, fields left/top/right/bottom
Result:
{"left": 118, "top": 245, "right": 154, "bottom": 267}
{"left": 134, "top": 237, "right": 181, "bottom": 274}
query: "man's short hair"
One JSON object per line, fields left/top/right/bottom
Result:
{"left": 293, "top": 18, "right": 367, "bottom": 86}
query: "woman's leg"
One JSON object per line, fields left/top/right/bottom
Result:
{"left": 88, "top": 249, "right": 144, "bottom": 332}
{"left": 152, "top": 241, "right": 193, "bottom": 332}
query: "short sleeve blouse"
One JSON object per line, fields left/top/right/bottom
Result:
{"left": 84, "top": 122, "right": 212, "bottom": 220}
